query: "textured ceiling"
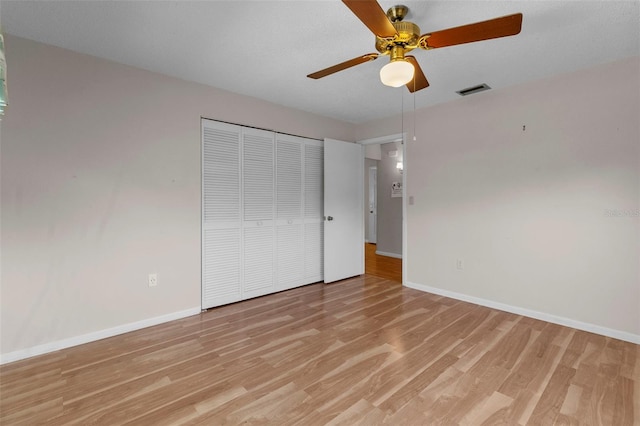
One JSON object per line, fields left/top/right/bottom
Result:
{"left": 2, "top": 1, "right": 639, "bottom": 123}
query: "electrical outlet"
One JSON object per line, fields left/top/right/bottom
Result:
{"left": 456, "top": 259, "right": 464, "bottom": 270}
{"left": 148, "top": 273, "right": 158, "bottom": 287}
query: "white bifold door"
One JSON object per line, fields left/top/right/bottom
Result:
{"left": 202, "top": 119, "right": 324, "bottom": 309}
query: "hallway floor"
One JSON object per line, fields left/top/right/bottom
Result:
{"left": 365, "top": 243, "right": 402, "bottom": 283}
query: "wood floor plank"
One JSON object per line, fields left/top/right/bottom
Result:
{"left": 527, "top": 364, "right": 576, "bottom": 425}
{"left": 1, "top": 273, "right": 637, "bottom": 425}
{"left": 377, "top": 353, "right": 459, "bottom": 414}
{"left": 459, "top": 390, "right": 513, "bottom": 426}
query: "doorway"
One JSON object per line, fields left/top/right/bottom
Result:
{"left": 359, "top": 134, "right": 405, "bottom": 283}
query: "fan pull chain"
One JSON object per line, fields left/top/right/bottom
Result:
{"left": 401, "top": 85, "right": 404, "bottom": 144}
{"left": 413, "top": 85, "right": 417, "bottom": 142}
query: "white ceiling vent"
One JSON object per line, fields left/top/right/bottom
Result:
{"left": 456, "top": 83, "right": 491, "bottom": 96}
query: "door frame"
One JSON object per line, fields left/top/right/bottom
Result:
{"left": 367, "top": 165, "right": 377, "bottom": 244}
{"left": 357, "top": 133, "right": 407, "bottom": 285}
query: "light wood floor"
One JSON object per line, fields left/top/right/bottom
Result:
{"left": 365, "top": 243, "right": 402, "bottom": 283}
{"left": 1, "top": 276, "right": 638, "bottom": 425}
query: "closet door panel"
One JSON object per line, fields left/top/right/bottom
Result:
{"left": 304, "top": 143, "right": 324, "bottom": 219}
{"left": 276, "top": 137, "right": 302, "bottom": 220}
{"left": 242, "top": 128, "right": 275, "bottom": 298}
{"left": 304, "top": 141, "right": 324, "bottom": 283}
{"left": 202, "top": 120, "right": 242, "bottom": 309}
{"left": 276, "top": 223, "right": 304, "bottom": 290}
{"left": 275, "top": 135, "right": 304, "bottom": 290}
{"left": 203, "top": 229, "right": 242, "bottom": 307}
{"left": 243, "top": 225, "right": 275, "bottom": 298}
{"left": 304, "top": 221, "right": 324, "bottom": 283}
{"left": 243, "top": 129, "right": 274, "bottom": 222}
{"left": 202, "top": 124, "right": 241, "bottom": 224}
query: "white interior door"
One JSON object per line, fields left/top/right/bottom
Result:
{"left": 323, "top": 138, "right": 364, "bottom": 283}
{"left": 368, "top": 166, "right": 377, "bottom": 244}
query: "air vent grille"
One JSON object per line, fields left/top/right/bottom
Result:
{"left": 457, "top": 83, "right": 491, "bottom": 96}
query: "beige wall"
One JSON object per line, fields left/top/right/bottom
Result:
{"left": 2, "top": 33, "right": 638, "bottom": 361}
{"left": 358, "top": 56, "right": 640, "bottom": 341}
{"left": 0, "top": 35, "right": 354, "bottom": 359}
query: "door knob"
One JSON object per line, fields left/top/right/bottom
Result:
{"left": 327, "top": 216, "right": 334, "bottom": 221}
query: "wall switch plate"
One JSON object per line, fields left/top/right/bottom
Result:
{"left": 456, "top": 259, "right": 464, "bottom": 270}
{"left": 148, "top": 273, "right": 158, "bottom": 287}
{"left": 409, "top": 196, "right": 415, "bottom": 205}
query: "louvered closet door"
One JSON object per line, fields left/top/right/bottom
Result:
{"left": 304, "top": 141, "right": 324, "bottom": 282}
{"left": 202, "top": 120, "right": 324, "bottom": 309}
{"left": 242, "top": 128, "right": 275, "bottom": 299}
{"left": 202, "top": 120, "right": 242, "bottom": 308}
{"left": 275, "top": 135, "right": 304, "bottom": 291}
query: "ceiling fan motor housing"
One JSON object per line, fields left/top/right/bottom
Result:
{"left": 375, "top": 21, "right": 421, "bottom": 55}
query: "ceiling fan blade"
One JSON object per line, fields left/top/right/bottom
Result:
{"left": 405, "top": 56, "right": 429, "bottom": 93}
{"left": 342, "top": 0, "right": 398, "bottom": 38}
{"left": 307, "top": 53, "right": 379, "bottom": 79}
{"left": 419, "top": 13, "right": 522, "bottom": 49}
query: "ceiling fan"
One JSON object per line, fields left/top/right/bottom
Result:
{"left": 307, "top": 0, "right": 523, "bottom": 93}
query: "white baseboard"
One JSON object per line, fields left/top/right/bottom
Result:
{"left": 404, "top": 281, "right": 640, "bottom": 345}
{"left": 0, "top": 307, "right": 202, "bottom": 365}
{"left": 375, "top": 250, "right": 402, "bottom": 259}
